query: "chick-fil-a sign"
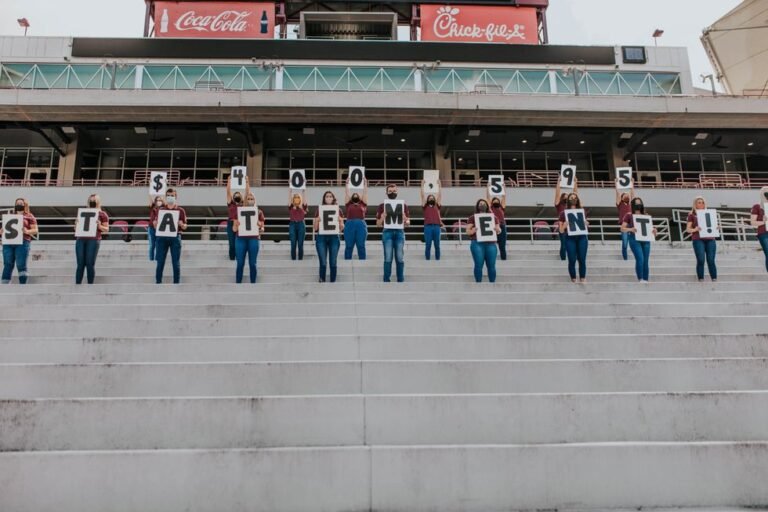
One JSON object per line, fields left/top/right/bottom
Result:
{"left": 154, "top": 1, "right": 274, "bottom": 38}
{"left": 420, "top": 5, "right": 538, "bottom": 44}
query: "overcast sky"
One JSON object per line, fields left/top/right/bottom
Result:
{"left": 0, "top": 0, "right": 741, "bottom": 89}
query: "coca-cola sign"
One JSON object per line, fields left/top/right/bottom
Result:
{"left": 154, "top": 1, "right": 274, "bottom": 39}
{"left": 420, "top": 5, "right": 539, "bottom": 44}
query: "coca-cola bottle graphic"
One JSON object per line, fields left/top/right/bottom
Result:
{"left": 160, "top": 8, "right": 169, "bottom": 33}
{"left": 260, "top": 10, "right": 268, "bottom": 34}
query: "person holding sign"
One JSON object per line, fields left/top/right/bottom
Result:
{"left": 487, "top": 188, "right": 508, "bottom": 261}
{"left": 288, "top": 191, "right": 308, "bottom": 261}
{"left": 749, "top": 186, "right": 768, "bottom": 273}
{"left": 343, "top": 179, "right": 368, "bottom": 260}
{"left": 420, "top": 181, "right": 443, "bottom": 261}
{"left": 615, "top": 185, "right": 635, "bottom": 261}
{"left": 233, "top": 192, "right": 265, "bottom": 284}
{"left": 558, "top": 193, "right": 589, "bottom": 283}
{"left": 147, "top": 195, "right": 165, "bottom": 261}
{"left": 376, "top": 184, "right": 410, "bottom": 283}
{"left": 313, "top": 191, "right": 344, "bottom": 283}
{"left": 686, "top": 196, "right": 718, "bottom": 282}
{"left": 154, "top": 189, "right": 187, "bottom": 284}
{"left": 466, "top": 199, "right": 501, "bottom": 283}
{"left": 621, "top": 198, "right": 657, "bottom": 282}
{"left": 74, "top": 194, "right": 109, "bottom": 285}
{"left": 554, "top": 179, "right": 578, "bottom": 261}
{"left": 226, "top": 176, "right": 248, "bottom": 261}
{"left": 2, "top": 198, "right": 37, "bottom": 285}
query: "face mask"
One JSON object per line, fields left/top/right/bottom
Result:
{"left": 478, "top": 204, "right": 488, "bottom": 213}
{"left": 351, "top": 196, "right": 360, "bottom": 204}
{"left": 492, "top": 201, "right": 500, "bottom": 208}
{"left": 166, "top": 196, "right": 176, "bottom": 205}
{"left": 763, "top": 192, "right": 768, "bottom": 201}
{"left": 568, "top": 199, "right": 578, "bottom": 207}
{"left": 233, "top": 196, "right": 242, "bottom": 204}
{"left": 387, "top": 192, "right": 397, "bottom": 200}
{"left": 14, "top": 203, "right": 24, "bottom": 212}
{"left": 427, "top": 199, "right": 436, "bottom": 206}
{"left": 89, "top": 200, "right": 97, "bottom": 208}
{"left": 247, "top": 200, "right": 255, "bottom": 207}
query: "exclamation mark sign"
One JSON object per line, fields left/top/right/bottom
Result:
{"left": 705, "top": 212, "right": 712, "bottom": 234}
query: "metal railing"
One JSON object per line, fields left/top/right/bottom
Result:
{"left": 672, "top": 208, "right": 755, "bottom": 244}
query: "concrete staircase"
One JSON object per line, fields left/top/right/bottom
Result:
{"left": 1, "top": 240, "right": 768, "bottom": 512}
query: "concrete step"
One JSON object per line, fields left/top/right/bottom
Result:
{"left": 1, "top": 359, "right": 766, "bottom": 398}
{"left": 1, "top": 443, "right": 766, "bottom": 512}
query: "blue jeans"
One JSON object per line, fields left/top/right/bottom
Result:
{"left": 565, "top": 234, "right": 589, "bottom": 280}
{"left": 621, "top": 231, "right": 630, "bottom": 260}
{"left": 382, "top": 229, "right": 405, "bottom": 282}
{"left": 470, "top": 240, "right": 498, "bottom": 283}
{"left": 497, "top": 224, "right": 508, "bottom": 260}
{"left": 75, "top": 239, "right": 100, "bottom": 284}
{"left": 148, "top": 226, "right": 157, "bottom": 261}
{"left": 235, "top": 237, "right": 260, "bottom": 284}
{"left": 155, "top": 236, "right": 182, "bottom": 284}
{"left": 558, "top": 232, "right": 567, "bottom": 261}
{"left": 2, "top": 241, "right": 30, "bottom": 284}
{"left": 289, "top": 221, "right": 306, "bottom": 260}
{"left": 692, "top": 239, "right": 717, "bottom": 280}
{"left": 628, "top": 235, "right": 651, "bottom": 281}
{"left": 344, "top": 219, "right": 367, "bottom": 260}
{"left": 758, "top": 234, "right": 768, "bottom": 273}
{"left": 226, "top": 220, "right": 236, "bottom": 261}
{"left": 424, "top": 224, "right": 441, "bottom": 260}
{"left": 315, "top": 234, "right": 340, "bottom": 282}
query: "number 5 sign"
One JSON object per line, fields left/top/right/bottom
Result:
{"left": 488, "top": 175, "right": 505, "bottom": 197}
{"left": 560, "top": 165, "right": 576, "bottom": 189}
{"left": 616, "top": 167, "right": 633, "bottom": 190}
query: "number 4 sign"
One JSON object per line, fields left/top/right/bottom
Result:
{"left": 230, "top": 166, "right": 247, "bottom": 191}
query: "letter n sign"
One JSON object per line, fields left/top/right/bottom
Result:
{"left": 156, "top": 209, "right": 180, "bottom": 238}
{"left": 565, "top": 208, "right": 588, "bottom": 236}
{"left": 75, "top": 208, "right": 99, "bottom": 238}
{"left": 474, "top": 213, "right": 496, "bottom": 242}
{"left": 1, "top": 214, "right": 24, "bottom": 245}
{"left": 383, "top": 200, "right": 404, "bottom": 229}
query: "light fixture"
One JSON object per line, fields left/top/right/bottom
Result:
{"left": 17, "top": 18, "right": 30, "bottom": 36}
{"left": 61, "top": 126, "right": 77, "bottom": 134}
{"left": 397, "top": 157, "right": 403, "bottom": 161}
{"left": 522, "top": 139, "right": 528, "bottom": 144}
{"left": 580, "top": 140, "right": 586, "bottom": 145}
{"left": 105, "top": 137, "right": 111, "bottom": 141}
{"left": 287, "top": 138, "right": 293, "bottom": 142}
{"left": 381, "top": 128, "right": 394, "bottom": 136}
{"left": 226, "top": 137, "right": 232, "bottom": 141}
{"left": 468, "top": 129, "right": 481, "bottom": 137}
{"left": 512, "top": 158, "right": 518, "bottom": 162}
{"left": 691, "top": 142, "right": 697, "bottom": 146}
{"left": 400, "top": 138, "right": 406, "bottom": 142}
{"left": 726, "top": 160, "right": 732, "bottom": 164}
{"left": 642, "top": 141, "right": 648, "bottom": 145}
{"left": 673, "top": 160, "right": 679, "bottom": 163}
{"left": 464, "top": 139, "right": 470, "bottom": 143}
{"left": 620, "top": 132, "right": 634, "bottom": 140}
{"left": 134, "top": 126, "right": 148, "bottom": 135}
{"left": 303, "top": 127, "right": 315, "bottom": 135}
{"left": 748, "top": 142, "right": 755, "bottom": 147}
{"left": 216, "top": 126, "right": 229, "bottom": 135}
{"left": 458, "top": 157, "right": 464, "bottom": 162}
{"left": 541, "top": 130, "right": 555, "bottom": 138}
{"left": 695, "top": 133, "right": 709, "bottom": 140}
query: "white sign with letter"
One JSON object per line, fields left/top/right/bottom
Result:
{"left": 230, "top": 166, "right": 248, "bottom": 191}
{"left": 348, "top": 166, "right": 365, "bottom": 190}
{"left": 149, "top": 171, "right": 168, "bottom": 197}
{"left": 474, "top": 213, "right": 497, "bottom": 242}
{"left": 423, "top": 170, "right": 440, "bottom": 195}
{"left": 237, "top": 207, "right": 261, "bottom": 237}
{"left": 559, "top": 165, "right": 576, "bottom": 189}
{"left": 319, "top": 205, "right": 340, "bottom": 235}
{"left": 75, "top": 208, "right": 100, "bottom": 238}
{"left": 616, "top": 167, "right": 633, "bottom": 190}
{"left": 1, "top": 214, "right": 24, "bottom": 245}
{"left": 289, "top": 169, "right": 306, "bottom": 190}
{"left": 697, "top": 209, "right": 720, "bottom": 239}
{"left": 487, "top": 175, "right": 506, "bottom": 197}
{"left": 564, "top": 208, "right": 588, "bottom": 236}
{"left": 156, "top": 209, "right": 180, "bottom": 238}
{"left": 632, "top": 214, "right": 655, "bottom": 242}
{"left": 383, "top": 200, "right": 405, "bottom": 230}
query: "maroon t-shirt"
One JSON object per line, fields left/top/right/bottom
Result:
{"left": 423, "top": 203, "right": 442, "bottom": 226}
{"left": 156, "top": 207, "right": 187, "bottom": 238}
{"left": 622, "top": 212, "right": 634, "bottom": 229}
{"left": 617, "top": 201, "right": 631, "bottom": 224}
{"left": 555, "top": 202, "right": 566, "bottom": 216}
{"left": 491, "top": 205, "right": 506, "bottom": 226}
{"left": 559, "top": 210, "right": 588, "bottom": 234}
{"left": 344, "top": 201, "right": 367, "bottom": 220}
{"left": 288, "top": 204, "right": 308, "bottom": 222}
{"left": 149, "top": 205, "right": 160, "bottom": 226}
{"left": 227, "top": 202, "right": 238, "bottom": 221}
{"left": 466, "top": 213, "right": 496, "bottom": 241}
{"left": 237, "top": 209, "right": 265, "bottom": 239}
{"left": 77, "top": 210, "right": 109, "bottom": 241}
{"left": 687, "top": 212, "right": 715, "bottom": 241}
{"left": 20, "top": 213, "right": 37, "bottom": 242}
{"left": 376, "top": 202, "right": 410, "bottom": 229}
{"left": 752, "top": 204, "right": 766, "bottom": 236}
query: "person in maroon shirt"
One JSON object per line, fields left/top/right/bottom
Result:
{"left": 2, "top": 197, "right": 38, "bottom": 285}
{"left": 750, "top": 186, "right": 768, "bottom": 272}
{"left": 554, "top": 178, "right": 578, "bottom": 261}
{"left": 343, "top": 179, "right": 368, "bottom": 260}
{"left": 148, "top": 194, "right": 165, "bottom": 262}
{"left": 686, "top": 195, "right": 718, "bottom": 282}
{"left": 376, "top": 184, "right": 410, "bottom": 282}
{"left": 154, "top": 188, "right": 188, "bottom": 284}
{"left": 420, "top": 180, "right": 443, "bottom": 260}
{"left": 558, "top": 192, "right": 589, "bottom": 283}
{"left": 487, "top": 186, "right": 508, "bottom": 260}
{"left": 620, "top": 197, "right": 657, "bottom": 283}
{"left": 288, "top": 190, "right": 308, "bottom": 261}
{"left": 313, "top": 190, "right": 345, "bottom": 283}
{"left": 466, "top": 199, "right": 501, "bottom": 283}
{"left": 226, "top": 176, "right": 248, "bottom": 261}
{"left": 615, "top": 184, "right": 635, "bottom": 261}
{"left": 234, "top": 191, "right": 265, "bottom": 284}
{"left": 75, "top": 194, "right": 110, "bottom": 285}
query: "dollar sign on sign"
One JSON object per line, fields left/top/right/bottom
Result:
{"left": 153, "top": 174, "right": 164, "bottom": 192}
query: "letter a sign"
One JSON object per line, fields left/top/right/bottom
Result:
{"left": 1, "top": 214, "right": 24, "bottom": 245}
{"left": 156, "top": 209, "right": 180, "bottom": 238}
{"left": 75, "top": 208, "right": 100, "bottom": 238}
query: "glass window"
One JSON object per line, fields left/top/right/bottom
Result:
{"left": 680, "top": 153, "right": 702, "bottom": 181}
{"left": 28, "top": 149, "right": 52, "bottom": 168}
{"left": 523, "top": 152, "right": 546, "bottom": 171}
{"left": 125, "top": 150, "right": 148, "bottom": 169}
{"left": 747, "top": 154, "right": 768, "bottom": 179}
{"left": 635, "top": 153, "right": 658, "bottom": 172}
{"left": 454, "top": 151, "right": 477, "bottom": 171}
{"left": 220, "top": 150, "right": 244, "bottom": 168}
{"left": 585, "top": 72, "right": 619, "bottom": 95}
{"left": 3, "top": 150, "right": 28, "bottom": 168}
{"left": 569, "top": 152, "right": 593, "bottom": 171}
{"left": 385, "top": 151, "right": 408, "bottom": 170}
{"left": 196, "top": 150, "right": 220, "bottom": 169}
{"left": 291, "top": 150, "right": 314, "bottom": 170}
{"left": 148, "top": 150, "right": 171, "bottom": 169}
{"left": 314, "top": 150, "right": 337, "bottom": 170}
{"left": 658, "top": 153, "right": 681, "bottom": 182}
{"left": 724, "top": 154, "right": 747, "bottom": 174}
{"left": 501, "top": 152, "right": 524, "bottom": 171}
{"left": 100, "top": 150, "right": 124, "bottom": 169}
{"left": 545, "top": 152, "right": 569, "bottom": 171}
{"left": 478, "top": 152, "right": 501, "bottom": 172}
{"left": 265, "top": 150, "right": 289, "bottom": 170}
{"left": 362, "top": 151, "right": 385, "bottom": 170}
{"left": 409, "top": 150, "right": 433, "bottom": 171}
{"left": 172, "top": 150, "right": 196, "bottom": 169}
{"left": 702, "top": 154, "right": 724, "bottom": 173}
{"left": 339, "top": 150, "right": 361, "bottom": 169}
{"left": 80, "top": 150, "right": 100, "bottom": 168}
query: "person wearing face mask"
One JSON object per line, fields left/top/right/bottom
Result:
{"left": 376, "top": 184, "right": 410, "bottom": 282}
{"left": 288, "top": 190, "right": 308, "bottom": 261}
{"left": 343, "top": 179, "right": 368, "bottom": 260}
{"left": 749, "top": 186, "right": 768, "bottom": 273}
{"left": 420, "top": 181, "right": 443, "bottom": 261}
{"left": 233, "top": 192, "right": 265, "bottom": 284}
{"left": 615, "top": 186, "right": 635, "bottom": 261}
{"left": 466, "top": 199, "right": 501, "bottom": 283}
{"left": 487, "top": 189, "right": 508, "bottom": 261}
{"left": 554, "top": 179, "right": 578, "bottom": 261}
{"left": 2, "top": 198, "right": 38, "bottom": 285}
{"left": 148, "top": 194, "right": 165, "bottom": 261}
{"left": 686, "top": 195, "right": 718, "bottom": 282}
{"left": 621, "top": 197, "right": 657, "bottom": 283}
{"left": 558, "top": 192, "right": 589, "bottom": 283}
{"left": 154, "top": 189, "right": 187, "bottom": 284}
{"left": 313, "top": 190, "right": 345, "bottom": 283}
{"left": 75, "top": 194, "right": 110, "bottom": 285}
{"left": 226, "top": 176, "right": 248, "bottom": 261}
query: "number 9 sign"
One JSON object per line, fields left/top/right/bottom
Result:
{"left": 559, "top": 165, "right": 576, "bottom": 189}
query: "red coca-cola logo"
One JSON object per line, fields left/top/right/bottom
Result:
{"left": 175, "top": 10, "right": 252, "bottom": 33}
